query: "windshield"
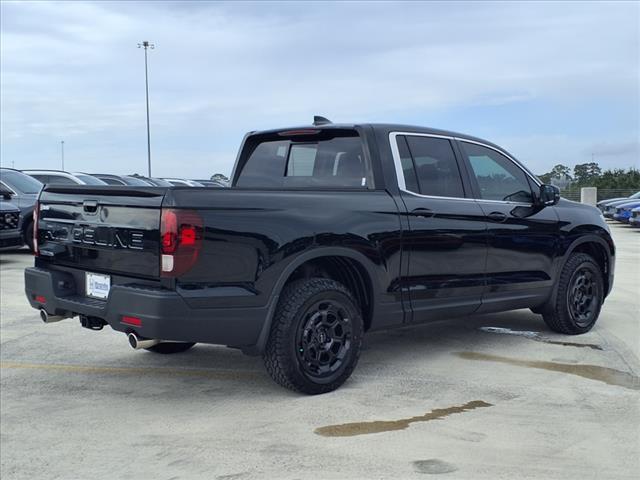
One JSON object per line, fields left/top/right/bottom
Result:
{"left": 630, "top": 192, "right": 640, "bottom": 199}
{"left": 74, "top": 174, "right": 108, "bottom": 185}
{"left": 123, "top": 176, "right": 152, "bottom": 186}
{"left": 0, "top": 169, "right": 43, "bottom": 194}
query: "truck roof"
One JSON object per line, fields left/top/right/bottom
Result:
{"left": 252, "top": 122, "right": 506, "bottom": 152}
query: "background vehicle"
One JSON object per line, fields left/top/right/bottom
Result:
{"left": 597, "top": 191, "right": 640, "bottom": 212}
{"left": 629, "top": 207, "right": 640, "bottom": 227}
{"left": 25, "top": 121, "right": 615, "bottom": 394}
{"left": 601, "top": 193, "right": 640, "bottom": 218}
{"left": 612, "top": 200, "right": 640, "bottom": 223}
{"left": 90, "top": 173, "right": 153, "bottom": 186}
{"left": 0, "top": 168, "right": 43, "bottom": 251}
{"left": 129, "top": 175, "right": 173, "bottom": 187}
{"left": 162, "top": 178, "right": 205, "bottom": 187}
{"left": 0, "top": 190, "right": 21, "bottom": 249}
{"left": 23, "top": 170, "right": 107, "bottom": 186}
{"left": 192, "top": 179, "right": 227, "bottom": 188}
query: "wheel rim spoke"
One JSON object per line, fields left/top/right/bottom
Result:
{"left": 296, "top": 299, "right": 353, "bottom": 379}
{"left": 567, "top": 267, "right": 599, "bottom": 326}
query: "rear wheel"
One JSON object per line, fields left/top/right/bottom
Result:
{"left": 542, "top": 253, "right": 603, "bottom": 334}
{"left": 263, "top": 278, "right": 363, "bottom": 394}
{"left": 145, "top": 342, "right": 196, "bottom": 354}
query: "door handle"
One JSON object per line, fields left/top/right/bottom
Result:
{"left": 487, "top": 211, "right": 508, "bottom": 223}
{"left": 410, "top": 208, "right": 434, "bottom": 218}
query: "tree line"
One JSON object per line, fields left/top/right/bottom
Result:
{"left": 537, "top": 163, "right": 640, "bottom": 190}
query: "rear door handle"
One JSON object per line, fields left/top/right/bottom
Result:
{"left": 410, "top": 208, "right": 434, "bottom": 218}
{"left": 487, "top": 211, "right": 508, "bottom": 223}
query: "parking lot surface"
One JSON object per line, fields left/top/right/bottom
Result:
{"left": 1, "top": 223, "right": 638, "bottom": 480}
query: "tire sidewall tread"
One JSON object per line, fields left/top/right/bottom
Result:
{"left": 542, "top": 253, "right": 603, "bottom": 335}
{"left": 263, "top": 278, "right": 363, "bottom": 395}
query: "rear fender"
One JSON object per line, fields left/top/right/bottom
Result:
{"left": 248, "top": 247, "right": 382, "bottom": 355}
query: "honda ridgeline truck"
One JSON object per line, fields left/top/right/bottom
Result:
{"left": 25, "top": 119, "right": 615, "bottom": 394}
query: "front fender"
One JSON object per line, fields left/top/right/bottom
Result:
{"left": 553, "top": 228, "right": 615, "bottom": 301}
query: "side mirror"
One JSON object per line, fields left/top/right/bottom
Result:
{"left": 538, "top": 184, "right": 560, "bottom": 207}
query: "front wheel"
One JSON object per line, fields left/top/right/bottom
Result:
{"left": 542, "top": 253, "right": 604, "bottom": 335}
{"left": 263, "top": 278, "right": 363, "bottom": 395}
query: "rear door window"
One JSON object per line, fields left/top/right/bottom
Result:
{"left": 236, "top": 131, "right": 368, "bottom": 188}
{"left": 400, "top": 136, "right": 466, "bottom": 198}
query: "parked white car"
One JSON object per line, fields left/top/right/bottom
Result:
{"left": 162, "top": 178, "right": 205, "bottom": 187}
{"left": 23, "top": 170, "right": 107, "bottom": 186}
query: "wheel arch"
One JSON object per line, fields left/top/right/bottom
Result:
{"left": 21, "top": 211, "right": 33, "bottom": 231}
{"left": 560, "top": 234, "right": 614, "bottom": 298}
{"left": 252, "top": 247, "right": 381, "bottom": 354}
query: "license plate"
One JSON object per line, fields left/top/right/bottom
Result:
{"left": 86, "top": 272, "right": 111, "bottom": 299}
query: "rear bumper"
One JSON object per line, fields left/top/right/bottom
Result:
{"left": 25, "top": 267, "right": 268, "bottom": 348}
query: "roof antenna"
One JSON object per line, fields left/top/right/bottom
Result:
{"left": 313, "top": 115, "right": 332, "bottom": 126}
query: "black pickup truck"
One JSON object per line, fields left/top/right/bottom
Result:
{"left": 25, "top": 119, "right": 615, "bottom": 394}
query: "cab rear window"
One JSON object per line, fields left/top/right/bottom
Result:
{"left": 235, "top": 131, "right": 368, "bottom": 189}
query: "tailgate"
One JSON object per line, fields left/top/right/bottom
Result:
{"left": 37, "top": 186, "right": 165, "bottom": 278}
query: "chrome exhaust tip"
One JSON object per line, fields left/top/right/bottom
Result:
{"left": 128, "top": 332, "right": 160, "bottom": 350}
{"left": 40, "top": 309, "right": 66, "bottom": 323}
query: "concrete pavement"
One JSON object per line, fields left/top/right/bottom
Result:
{"left": 1, "top": 223, "right": 638, "bottom": 479}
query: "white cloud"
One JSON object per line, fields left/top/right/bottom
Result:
{"left": 1, "top": 0, "right": 638, "bottom": 177}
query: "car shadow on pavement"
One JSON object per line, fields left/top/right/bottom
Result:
{"left": 115, "top": 309, "right": 555, "bottom": 396}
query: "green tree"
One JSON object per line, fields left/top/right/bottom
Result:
{"left": 573, "top": 162, "right": 602, "bottom": 185}
{"left": 538, "top": 164, "right": 572, "bottom": 184}
{"left": 210, "top": 173, "right": 229, "bottom": 183}
{"left": 550, "top": 164, "right": 572, "bottom": 179}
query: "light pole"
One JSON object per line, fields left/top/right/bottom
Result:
{"left": 61, "top": 140, "right": 65, "bottom": 170}
{"left": 138, "top": 40, "right": 155, "bottom": 177}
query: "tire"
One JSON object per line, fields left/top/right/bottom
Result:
{"left": 145, "top": 342, "right": 196, "bottom": 354}
{"left": 263, "top": 278, "right": 364, "bottom": 395}
{"left": 24, "top": 221, "right": 34, "bottom": 252}
{"left": 542, "top": 253, "right": 604, "bottom": 335}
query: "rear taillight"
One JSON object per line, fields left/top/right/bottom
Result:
{"left": 160, "top": 209, "right": 203, "bottom": 277}
{"left": 33, "top": 201, "right": 39, "bottom": 256}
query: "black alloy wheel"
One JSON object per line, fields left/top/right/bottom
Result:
{"left": 542, "top": 252, "right": 603, "bottom": 335}
{"left": 296, "top": 299, "right": 353, "bottom": 380}
{"left": 567, "top": 267, "right": 599, "bottom": 327}
{"left": 263, "top": 278, "right": 363, "bottom": 394}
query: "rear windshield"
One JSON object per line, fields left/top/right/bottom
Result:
{"left": 235, "top": 130, "right": 368, "bottom": 189}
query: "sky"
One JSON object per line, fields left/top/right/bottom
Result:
{"left": 1, "top": 0, "right": 638, "bottom": 178}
